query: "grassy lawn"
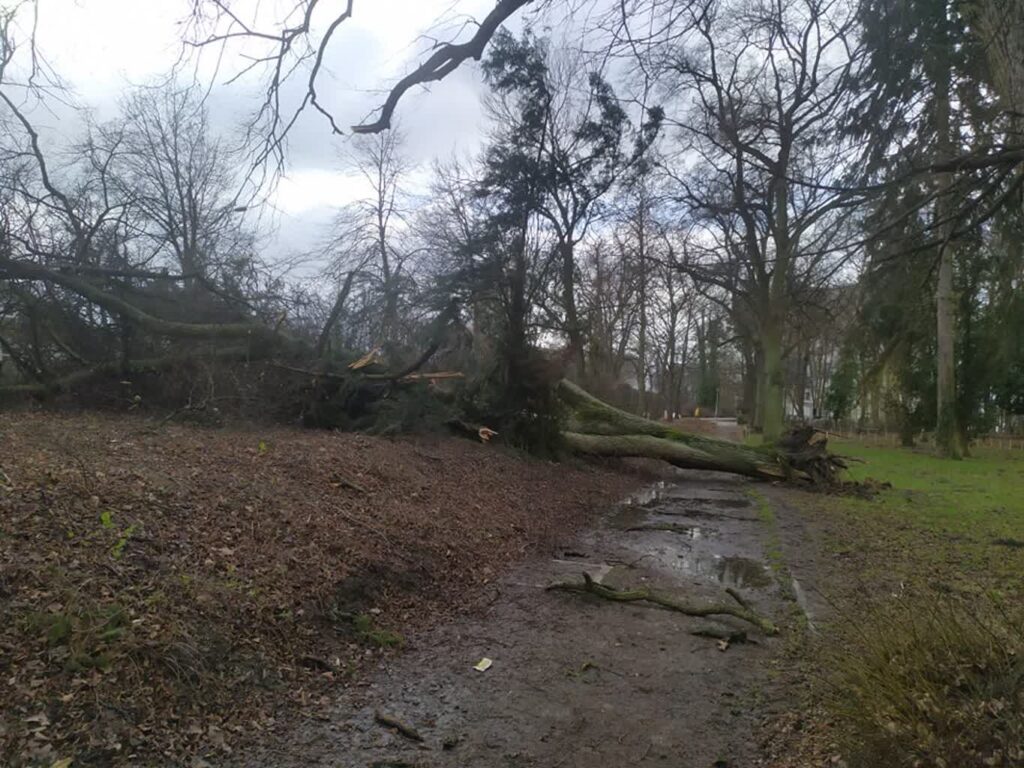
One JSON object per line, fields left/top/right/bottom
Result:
{"left": 788, "top": 441, "right": 1024, "bottom": 598}
{"left": 768, "top": 442, "right": 1024, "bottom": 767}
{"left": 837, "top": 441, "right": 1024, "bottom": 537}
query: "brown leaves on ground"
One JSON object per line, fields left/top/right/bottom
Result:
{"left": 0, "top": 411, "right": 644, "bottom": 766}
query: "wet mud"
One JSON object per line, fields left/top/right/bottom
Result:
{"left": 240, "top": 470, "right": 801, "bottom": 768}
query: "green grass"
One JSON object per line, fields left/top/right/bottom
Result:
{"left": 784, "top": 442, "right": 1024, "bottom": 766}
{"left": 791, "top": 441, "right": 1024, "bottom": 599}
{"left": 836, "top": 441, "right": 1024, "bottom": 534}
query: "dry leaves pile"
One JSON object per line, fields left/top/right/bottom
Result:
{"left": 0, "top": 411, "right": 640, "bottom": 766}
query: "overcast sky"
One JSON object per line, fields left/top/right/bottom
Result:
{"left": 24, "top": 0, "right": 533, "bottom": 264}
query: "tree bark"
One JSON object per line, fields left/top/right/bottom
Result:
{"left": 760, "top": 318, "right": 785, "bottom": 442}
{"left": 559, "top": 240, "right": 585, "bottom": 377}
{"left": 557, "top": 379, "right": 845, "bottom": 485}
{"left": 316, "top": 271, "right": 358, "bottom": 358}
{"left": 933, "top": 30, "right": 962, "bottom": 459}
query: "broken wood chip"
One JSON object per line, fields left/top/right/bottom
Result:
{"left": 349, "top": 347, "right": 382, "bottom": 370}
{"left": 691, "top": 626, "right": 749, "bottom": 645}
{"left": 374, "top": 710, "right": 424, "bottom": 742}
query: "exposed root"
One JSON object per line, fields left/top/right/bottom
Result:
{"left": 547, "top": 572, "right": 779, "bottom": 635}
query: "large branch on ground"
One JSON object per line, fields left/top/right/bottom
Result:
{"left": 0, "top": 347, "right": 253, "bottom": 399}
{"left": 548, "top": 572, "right": 779, "bottom": 635}
{"left": 0, "top": 260, "right": 300, "bottom": 352}
{"left": 557, "top": 380, "right": 846, "bottom": 484}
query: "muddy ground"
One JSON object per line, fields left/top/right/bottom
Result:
{"left": 240, "top": 470, "right": 820, "bottom": 768}
{"left": 0, "top": 412, "right": 654, "bottom": 765}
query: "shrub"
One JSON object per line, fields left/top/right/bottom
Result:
{"left": 826, "top": 596, "right": 1024, "bottom": 767}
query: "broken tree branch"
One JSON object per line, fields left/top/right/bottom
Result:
{"left": 351, "top": 0, "right": 534, "bottom": 133}
{"left": 373, "top": 710, "right": 424, "bottom": 742}
{"left": 0, "top": 347, "right": 252, "bottom": 399}
{"left": 0, "top": 259, "right": 297, "bottom": 350}
{"left": 547, "top": 572, "right": 779, "bottom": 635}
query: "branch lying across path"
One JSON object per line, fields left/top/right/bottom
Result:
{"left": 547, "top": 572, "right": 779, "bottom": 635}
{"left": 373, "top": 710, "right": 424, "bottom": 742}
{"left": 557, "top": 379, "right": 847, "bottom": 485}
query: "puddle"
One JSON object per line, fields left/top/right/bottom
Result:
{"left": 670, "top": 496, "right": 752, "bottom": 509}
{"left": 627, "top": 522, "right": 706, "bottom": 539}
{"left": 622, "top": 482, "right": 670, "bottom": 507}
{"left": 672, "top": 553, "right": 773, "bottom": 589}
{"left": 621, "top": 483, "right": 751, "bottom": 510}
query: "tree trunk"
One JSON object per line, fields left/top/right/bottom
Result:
{"left": 636, "top": 256, "right": 648, "bottom": 416}
{"left": 557, "top": 379, "right": 845, "bottom": 485}
{"left": 935, "top": 241, "right": 960, "bottom": 457}
{"left": 559, "top": 240, "right": 585, "bottom": 377}
{"left": 933, "top": 35, "right": 962, "bottom": 459}
{"left": 740, "top": 341, "right": 756, "bottom": 426}
{"left": 760, "top": 319, "right": 785, "bottom": 442}
{"left": 316, "top": 271, "right": 358, "bottom": 358}
{"left": 793, "top": 348, "right": 809, "bottom": 421}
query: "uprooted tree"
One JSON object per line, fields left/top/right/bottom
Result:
{"left": 0, "top": 5, "right": 850, "bottom": 487}
{"left": 0, "top": 250, "right": 845, "bottom": 485}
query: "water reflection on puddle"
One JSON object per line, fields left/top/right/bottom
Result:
{"left": 623, "top": 482, "right": 670, "bottom": 507}
{"left": 629, "top": 522, "right": 707, "bottom": 539}
{"left": 622, "top": 482, "right": 751, "bottom": 510}
{"left": 617, "top": 483, "right": 773, "bottom": 590}
{"left": 671, "top": 552, "right": 773, "bottom": 589}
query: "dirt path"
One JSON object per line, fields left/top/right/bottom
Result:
{"left": 242, "top": 470, "right": 803, "bottom": 768}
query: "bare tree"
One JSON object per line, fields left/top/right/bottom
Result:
{"left": 324, "top": 130, "right": 416, "bottom": 349}
{"left": 654, "top": 0, "right": 867, "bottom": 440}
{"left": 104, "top": 85, "right": 252, "bottom": 290}
{"left": 184, "top": 0, "right": 539, "bottom": 169}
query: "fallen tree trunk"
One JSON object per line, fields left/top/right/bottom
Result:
{"left": 557, "top": 379, "right": 845, "bottom": 485}
{"left": 562, "top": 432, "right": 787, "bottom": 480}
{"left": 0, "top": 347, "right": 254, "bottom": 399}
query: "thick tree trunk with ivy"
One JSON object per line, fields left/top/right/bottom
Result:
{"left": 557, "top": 380, "right": 845, "bottom": 485}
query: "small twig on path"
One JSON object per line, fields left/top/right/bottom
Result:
{"left": 374, "top": 710, "right": 424, "bottom": 742}
{"left": 605, "top": 553, "right": 655, "bottom": 569}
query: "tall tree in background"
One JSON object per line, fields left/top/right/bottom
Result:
{"left": 657, "top": 0, "right": 864, "bottom": 441}
{"left": 482, "top": 31, "right": 647, "bottom": 377}
{"left": 107, "top": 86, "right": 251, "bottom": 290}
{"left": 851, "top": 0, "right": 1018, "bottom": 455}
{"left": 325, "top": 131, "right": 416, "bottom": 349}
